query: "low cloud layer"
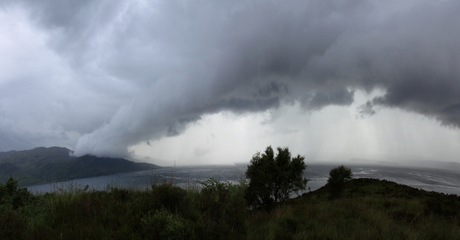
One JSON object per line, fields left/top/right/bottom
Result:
{"left": 1, "top": 0, "right": 460, "bottom": 158}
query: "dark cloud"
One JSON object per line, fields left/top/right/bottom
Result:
{"left": 1, "top": 0, "right": 460, "bottom": 158}
{"left": 306, "top": 89, "right": 355, "bottom": 110}
{"left": 254, "top": 82, "right": 288, "bottom": 99}
{"left": 167, "top": 117, "right": 201, "bottom": 137}
{"left": 369, "top": 74, "right": 460, "bottom": 127}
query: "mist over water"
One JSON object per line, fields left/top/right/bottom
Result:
{"left": 27, "top": 164, "right": 460, "bottom": 196}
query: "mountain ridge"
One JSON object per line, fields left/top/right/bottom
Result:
{"left": 0, "top": 146, "right": 161, "bottom": 186}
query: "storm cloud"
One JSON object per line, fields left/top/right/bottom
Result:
{"left": 1, "top": 0, "right": 460, "bottom": 158}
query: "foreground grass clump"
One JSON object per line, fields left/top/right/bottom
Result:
{"left": 2, "top": 177, "right": 460, "bottom": 239}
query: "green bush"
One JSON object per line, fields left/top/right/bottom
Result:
{"left": 141, "top": 208, "right": 191, "bottom": 240}
{"left": 197, "top": 178, "right": 247, "bottom": 239}
{"left": 244, "top": 146, "right": 308, "bottom": 211}
{"left": 0, "top": 176, "right": 35, "bottom": 210}
{"left": 327, "top": 165, "right": 353, "bottom": 199}
{"left": 151, "top": 183, "right": 187, "bottom": 212}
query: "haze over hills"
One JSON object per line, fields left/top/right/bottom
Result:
{"left": 0, "top": 147, "right": 160, "bottom": 186}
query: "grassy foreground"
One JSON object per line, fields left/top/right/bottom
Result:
{"left": 1, "top": 177, "right": 460, "bottom": 240}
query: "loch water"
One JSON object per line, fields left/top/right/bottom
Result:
{"left": 26, "top": 163, "right": 460, "bottom": 195}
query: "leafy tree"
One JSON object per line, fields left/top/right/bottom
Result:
{"left": 327, "top": 165, "right": 353, "bottom": 198}
{"left": 0, "top": 176, "right": 35, "bottom": 209}
{"left": 244, "top": 146, "right": 308, "bottom": 211}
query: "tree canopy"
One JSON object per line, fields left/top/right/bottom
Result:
{"left": 327, "top": 165, "right": 353, "bottom": 198}
{"left": 244, "top": 146, "right": 308, "bottom": 211}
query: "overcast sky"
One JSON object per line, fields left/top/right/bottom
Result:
{"left": 1, "top": 0, "right": 460, "bottom": 165}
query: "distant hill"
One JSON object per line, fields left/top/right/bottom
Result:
{"left": 0, "top": 147, "right": 161, "bottom": 186}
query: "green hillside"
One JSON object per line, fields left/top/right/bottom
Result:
{"left": 0, "top": 147, "right": 160, "bottom": 186}
{"left": 250, "top": 178, "right": 460, "bottom": 239}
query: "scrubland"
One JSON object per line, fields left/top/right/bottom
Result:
{"left": 1, "top": 177, "right": 460, "bottom": 240}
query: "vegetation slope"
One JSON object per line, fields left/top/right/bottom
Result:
{"left": 0, "top": 147, "right": 160, "bottom": 186}
{"left": 1, "top": 177, "right": 460, "bottom": 240}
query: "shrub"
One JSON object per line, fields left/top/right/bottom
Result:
{"left": 151, "top": 183, "right": 187, "bottom": 212}
{"left": 0, "top": 176, "right": 35, "bottom": 210}
{"left": 197, "top": 178, "right": 247, "bottom": 239}
{"left": 141, "top": 208, "right": 191, "bottom": 240}
{"left": 327, "top": 165, "right": 353, "bottom": 199}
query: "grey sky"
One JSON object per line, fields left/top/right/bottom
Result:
{"left": 1, "top": 0, "right": 460, "bottom": 165}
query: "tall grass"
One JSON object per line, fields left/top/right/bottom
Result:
{"left": 0, "top": 176, "right": 248, "bottom": 240}
{"left": 246, "top": 197, "right": 460, "bottom": 240}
